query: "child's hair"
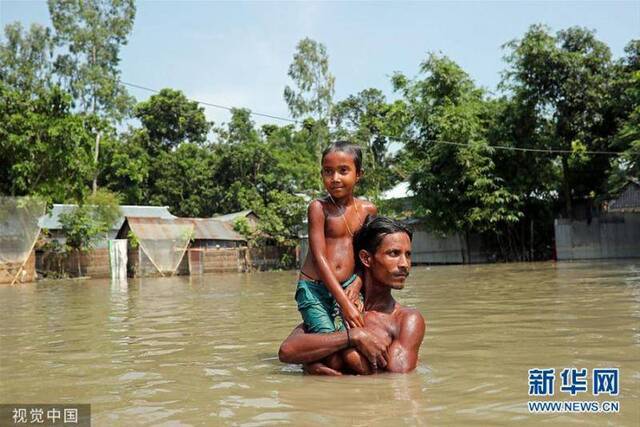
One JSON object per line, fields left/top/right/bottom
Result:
{"left": 353, "top": 215, "right": 413, "bottom": 268}
{"left": 321, "top": 141, "right": 363, "bottom": 173}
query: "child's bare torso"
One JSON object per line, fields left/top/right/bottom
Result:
{"left": 301, "top": 198, "right": 371, "bottom": 282}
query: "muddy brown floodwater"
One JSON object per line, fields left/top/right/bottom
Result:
{"left": 1, "top": 261, "right": 639, "bottom": 426}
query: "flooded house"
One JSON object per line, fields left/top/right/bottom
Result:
{"left": 37, "top": 204, "right": 176, "bottom": 278}
{"left": 555, "top": 178, "right": 640, "bottom": 260}
{"left": 117, "top": 216, "right": 247, "bottom": 277}
{"left": 183, "top": 218, "right": 249, "bottom": 274}
{"left": 212, "top": 209, "right": 260, "bottom": 231}
{"left": 0, "top": 197, "right": 44, "bottom": 284}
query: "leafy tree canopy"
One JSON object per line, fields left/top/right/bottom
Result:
{"left": 284, "top": 37, "right": 335, "bottom": 121}
{"left": 134, "top": 88, "right": 211, "bottom": 152}
{"left": 394, "top": 54, "right": 522, "bottom": 233}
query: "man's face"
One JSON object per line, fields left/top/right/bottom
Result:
{"left": 365, "top": 232, "right": 412, "bottom": 289}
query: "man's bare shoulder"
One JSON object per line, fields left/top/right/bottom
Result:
{"left": 396, "top": 306, "right": 426, "bottom": 333}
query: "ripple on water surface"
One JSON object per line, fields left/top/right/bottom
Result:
{"left": 0, "top": 263, "right": 639, "bottom": 426}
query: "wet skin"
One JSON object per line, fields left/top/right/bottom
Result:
{"left": 300, "top": 150, "right": 376, "bottom": 283}
{"left": 281, "top": 232, "right": 426, "bottom": 375}
{"left": 299, "top": 150, "right": 377, "bottom": 328}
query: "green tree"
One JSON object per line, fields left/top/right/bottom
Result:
{"left": 59, "top": 189, "right": 121, "bottom": 276}
{"left": 263, "top": 123, "right": 319, "bottom": 194}
{"left": 233, "top": 217, "right": 257, "bottom": 246}
{"left": 0, "top": 19, "right": 96, "bottom": 202}
{"left": 101, "top": 88, "right": 211, "bottom": 208}
{"left": 503, "top": 25, "right": 615, "bottom": 218}
{"left": 148, "top": 143, "right": 218, "bottom": 217}
{"left": 393, "top": 54, "right": 522, "bottom": 234}
{"left": 284, "top": 38, "right": 335, "bottom": 166}
{"left": 212, "top": 110, "right": 309, "bottom": 258}
{"left": 284, "top": 37, "right": 335, "bottom": 121}
{"left": 255, "top": 190, "right": 306, "bottom": 248}
{"left": 482, "top": 96, "right": 559, "bottom": 259}
{"left": 610, "top": 71, "right": 640, "bottom": 187}
{"left": 100, "top": 129, "right": 151, "bottom": 204}
{"left": 608, "top": 40, "right": 640, "bottom": 190}
{"left": 0, "top": 82, "right": 94, "bottom": 201}
{"left": 615, "top": 72, "right": 640, "bottom": 180}
{"left": 214, "top": 107, "right": 260, "bottom": 146}
{"left": 48, "top": 0, "right": 136, "bottom": 194}
{"left": 332, "top": 88, "right": 408, "bottom": 198}
{"left": 133, "top": 88, "right": 211, "bottom": 153}
{"left": 0, "top": 22, "right": 54, "bottom": 96}
{"left": 212, "top": 110, "right": 278, "bottom": 212}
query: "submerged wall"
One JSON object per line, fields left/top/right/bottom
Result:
{"left": 66, "top": 248, "right": 110, "bottom": 278}
{"left": 132, "top": 248, "right": 190, "bottom": 277}
{"left": 408, "top": 223, "right": 492, "bottom": 264}
{"left": 555, "top": 213, "right": 640, "bottom": 260}
{"left": 0, "top": 251, "right": 36, "bottom": 284}
{"left": 37, "top": 248, "right": 110, "bottom": 279}
{"left": 410, "top": 228, "right": 465, "bottom": 264}
{"left": 130, "top": 247, "right": 241, "bottom": 277}
{"left": 188, "top": 247, "right": 246, "bottom": 274}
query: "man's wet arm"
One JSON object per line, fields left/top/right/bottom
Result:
{"left": 278, "top": 324, "right": 350, "bottom": 364}
{"left": 386, "top": 311, "right": 426, "bottom": 373}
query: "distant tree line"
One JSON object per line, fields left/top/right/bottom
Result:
{"left": 1, "top": 1, "right": 638, "bottom": 261}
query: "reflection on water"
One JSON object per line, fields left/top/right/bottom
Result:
{"left": 1, "top": 261, "right": 639, "bottom": 426}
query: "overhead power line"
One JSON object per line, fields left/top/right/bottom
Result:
{"left": 121, "top": 80, "right": 637, "bottom": 157}
{"left": 121, "top": 80, "right": 299, "bottom": 124}
{"left": 429, "top": 140, "right": 633, "bottom": 156}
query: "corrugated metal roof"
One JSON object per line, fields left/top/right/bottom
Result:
{"left": 39, "top": 204, "right": 175, "bottom": 230}
{"left": 126, "top": 217, "right": 193, "bottom": 241}
{"left": 212, "top": 209, "right": 257, "bottom": 223}
{"left": 177, "top": 218, "right": 246, "bottom": 242}
{"left": 609, "top": 179, "right": 640, "bottom": 212}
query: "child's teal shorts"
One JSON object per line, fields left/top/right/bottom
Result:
{"left": 295, "top": 274, "right": 357, "bottom": 333}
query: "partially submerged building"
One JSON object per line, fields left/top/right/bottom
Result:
{"left": 213, "top": 209, "right": 288, "bottom": 270}
{"left": 117, "top": 216, "right": 248, "bottom": 277}
{"left": 39, "top": 204, "right": 176, "bottom": 247}
{"left": 185, "top": 218, "right": 247, "bottom": 249}
{"left": 37, "top": 204, "right": 176, "bottom": 278}
{"left": 0, "top": 197, "right": 45, "bottom": 284}
{"left": 212, "top": 209, "right": 260, "bottom": 231}
{"left": 181, "top": 218, "right": 248, "bottom": 274}
{"left": 403, "top": 218, "right": 491, "bottom": 264}
{"left": 608, "top": 178, "right": 640, "bottom": 213}
{"left": 117, "top": 217, "right": 194, "bottom": 277}
{"left": 555, "top": 178, "right": 640, "bottom": 260}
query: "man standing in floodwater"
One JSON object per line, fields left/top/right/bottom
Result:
{"left": 279, "top": 216, "right": 426, "bottom": 375}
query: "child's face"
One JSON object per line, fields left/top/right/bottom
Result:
{"left": 321, "top": 150, "right": 360, "bottom": 199}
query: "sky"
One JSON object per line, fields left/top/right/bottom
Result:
{"left": 1, "top": 1, "right": 639, "bottom": 127}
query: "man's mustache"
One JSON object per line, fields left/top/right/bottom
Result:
{"left": 393, "top": 269, "right": 409, "bottom": 278}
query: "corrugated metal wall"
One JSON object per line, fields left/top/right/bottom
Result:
{"left": 555, "top": 214, "right": 640, "bottom": 260}
{"left": 410, "top": 230, "right": 464, "bottom": 264}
